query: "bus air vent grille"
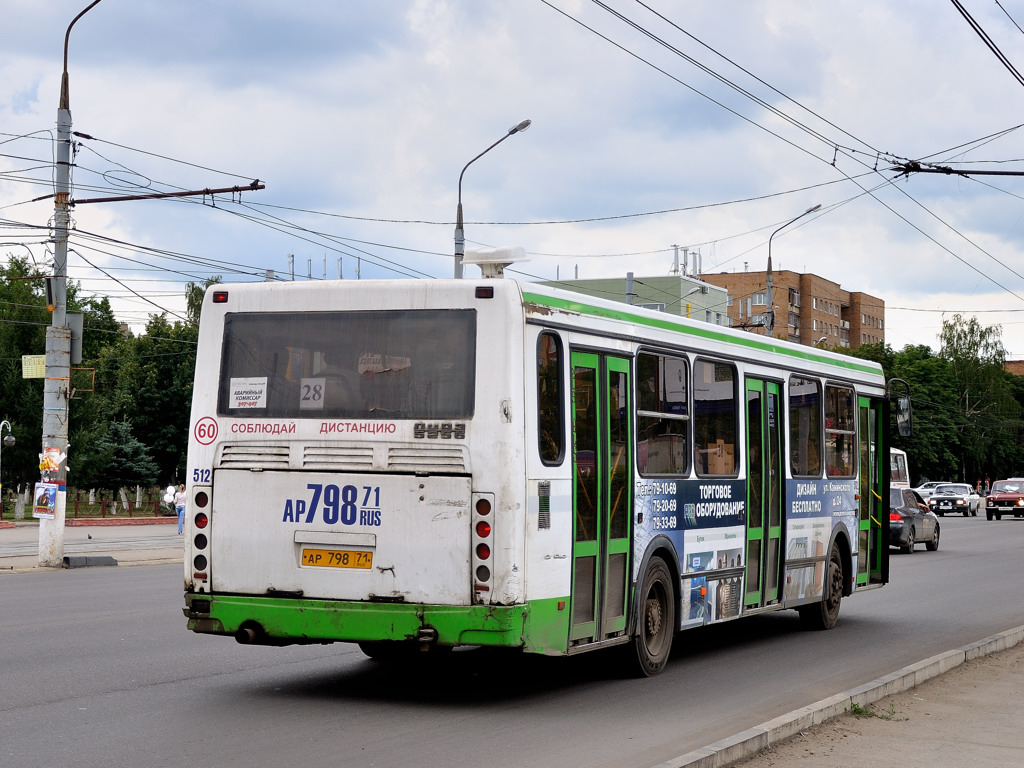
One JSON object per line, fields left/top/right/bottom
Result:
{"left": 218, "top": 444, "right": 290, "bottom": 469}
{"left": 538, "top": 481, "right": 551, "bottom": 529}
{"left": 387, "top": 447, "right": 466, "bottom": 473}
{"left": 302, "top": 446, "right": 375, "bottom": 471}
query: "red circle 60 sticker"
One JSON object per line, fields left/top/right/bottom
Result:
{"left": 194, "top": 417, "right": 219, "bottom": 445}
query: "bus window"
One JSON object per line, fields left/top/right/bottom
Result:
{"left": 217, "top": 309, "right": 476, "bottom": 419}
{"left": 693, "top": 359, "right": 737, "bottom": 477}
{"left": 825, "top": 384, "right": 856, "bottom": 477}
{"left": 636, "top": 352, "right": 689, "bottom": 476}
{"left": 890, "top": 448, "right": 909, "bottom": 488}
{"left": 537, "top": 332, "right": 563, "bottom": 465}
{"left": 789, "top": 376, "right": 822, "bottom": 477}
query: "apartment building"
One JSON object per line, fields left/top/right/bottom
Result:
{"left": 701, "top": 269, "right": 884, "bottom": 349}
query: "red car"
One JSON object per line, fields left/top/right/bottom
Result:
{"left": 985, "top": 479, "right": 1024, "bottom": 520}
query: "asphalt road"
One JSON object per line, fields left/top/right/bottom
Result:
{"left": 2, "top": 515, "right": 1022, "bottom": 768}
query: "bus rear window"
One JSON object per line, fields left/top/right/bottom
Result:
{"left": 218, "top": 309, "right": 476, "bottom": 419}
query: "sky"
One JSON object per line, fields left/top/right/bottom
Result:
{"left": 4, "top": 1, "right": 1024, "bottom": 355}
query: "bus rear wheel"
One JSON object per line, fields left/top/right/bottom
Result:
{"left": 632, "top": 557, "right": 675, "bottom": 677}
{"left": 799, "top": 545, "right": 844, "bottom": 631}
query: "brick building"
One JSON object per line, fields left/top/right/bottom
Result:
{"left": 701, "top": 270, "right": 884, "bottom": 349}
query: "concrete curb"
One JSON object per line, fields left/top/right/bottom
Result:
{"left": 2, "top": 555, "right": 182, "bottom": 574}
{"left": 650, "top": 626, "right": 1024, "bottom": 768}
{"left": 63, "top": 554, "right": 119, "bottom": 568}
{"left": 1, "top": 517, "right": 175, "bottom": 527}
{"left": 67, "top": 517, "right": 176, "bottom": 526}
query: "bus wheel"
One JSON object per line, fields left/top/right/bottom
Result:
{"left": 633, "top": 557, "right": 675, "bottom": 677}
{"left": 799, "top": 545, "right": 843, "bottom": 631}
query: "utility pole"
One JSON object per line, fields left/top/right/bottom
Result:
{"left": 39, "top": 0, "right": 103, "bottom": 567}
{"left": 37, "top": 2, "right": 265, "bottom": 566}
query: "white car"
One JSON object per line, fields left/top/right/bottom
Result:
{"left": 912, "top": 481, "right": 947, "bottom": 500}
{"left": 927, "top": 483, "right": 981, "bottom": 517}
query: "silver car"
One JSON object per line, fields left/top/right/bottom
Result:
{"left": 912, "top": 481, "right": 946, "bottom": 501}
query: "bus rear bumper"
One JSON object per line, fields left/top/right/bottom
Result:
{"left": 183, "top": 592, "right": 535, "bottom": 649}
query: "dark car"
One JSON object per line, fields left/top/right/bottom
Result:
{"left": 890, "top": 488, "right": 940, "bottom": 553}
{"left": 985, "top": 479, "right": 1024, "bottom": 520}
{"left": 927, "top": 483, "right": 980, "bottom": 517}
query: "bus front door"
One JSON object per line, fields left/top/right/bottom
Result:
{"left": 570, "top": 352, "right": 632, "bottom": 645}
{"left": 744, "top": 378, "right": 783, "bottom": 608}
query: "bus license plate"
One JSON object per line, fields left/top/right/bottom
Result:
{"left": 301, "top": 548, "right": 373, "bottom": 569}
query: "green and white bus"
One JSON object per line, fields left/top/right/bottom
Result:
{"left": 182, "top": 277, "right": 893, "bottom": 675}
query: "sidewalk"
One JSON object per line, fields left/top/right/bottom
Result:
{"left": 723, "top": 630, "right": 1024, "bottom": 768}
{"left": 655, "top": 625, "right": 1024, "bottom": 767}
{"left": 0, "top": 518, "right": 184, "bottom": 572}
{"left": 730, "top": 635, "right": 1024, "bottom": 767}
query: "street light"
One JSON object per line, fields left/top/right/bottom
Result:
{"left": 0, "top": 421, "right": 14, "bottom": 520}
{"left": 454, "top": 119, "right": 532, "bottom": 279}
{"left": 685, "top": 286, "right": 701, "bottom": 318}
{"left": 39, "top": 0, "right": 103, "bottom": 567}
{"left": 765, "top": 203, "right": 821, "bottom": 335}
{"left": 814, "top": 336, "right": 828, "bottom": 348}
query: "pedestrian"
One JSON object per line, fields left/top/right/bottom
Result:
{"left": 174, "top": 484, "right": 186, "bottom": 534}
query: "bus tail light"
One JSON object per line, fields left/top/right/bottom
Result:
{"left": 190, "top": 485, "right": 212, "bottom": 586}
{"left": 471, "top": 492, "right": 495, "bottom": 602}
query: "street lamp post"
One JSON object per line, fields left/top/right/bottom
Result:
{"left": 0, "top": 421, "right": 14, "bottom": 521}
{"left": 453, "top": 119, "right": 531, "bottom": 279}
{"left": 39, "top": 0, "right": 103, "bottom": 566}
{"left": 685, "top": 286, "right": 701, "bottom": 318}
{"left": 765, "top": 203, "right": 821, "bottom": 336}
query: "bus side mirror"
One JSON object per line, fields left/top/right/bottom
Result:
{"left": 888, "top": 378, "right": 913, "bottom": 438}
{"left": 896, "top": 395, "right": 912, "bottom": 437}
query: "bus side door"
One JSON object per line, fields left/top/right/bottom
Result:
{"left": 744, "top": 377, "right": 783, "bottom": 608}
{"left": 570, "top": 351, "right": 632, "bottom": 645}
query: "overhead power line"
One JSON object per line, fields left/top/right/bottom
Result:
{"left": 950, "top": 0, "right": 1024, "bottom": 88}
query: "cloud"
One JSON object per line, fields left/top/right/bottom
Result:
{"left": 3, "top": 1, "right": 1024, "bottom": 354}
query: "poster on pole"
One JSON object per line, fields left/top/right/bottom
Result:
{"left": 22, "top": 355, "right": 46, "bottom": 379}
{"left": 33, "top": 482, "right": 57, "bottom": 519}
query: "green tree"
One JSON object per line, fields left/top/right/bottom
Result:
{"left": 888, "top": 345, "right": 960, "bottom": 483}
{"left": 90, "top": 420, "right": 159, "bottom": 489}
{"left": 98, "top": 314, "right": 197, "bottom": 484}
{"left": 186, "top": 276, "right": 221, "bottom": 328}
{"left": 846, "top": 342, "right": 960, "bottom": 485}
{"left": 0, "top": 256, "right": 48, "bottom": 490}
{"left": 939, "top": 314, "right": 1021, "bottom": 482}
{"left": 67, "top": 295, "right": 128, "bottom": 487}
